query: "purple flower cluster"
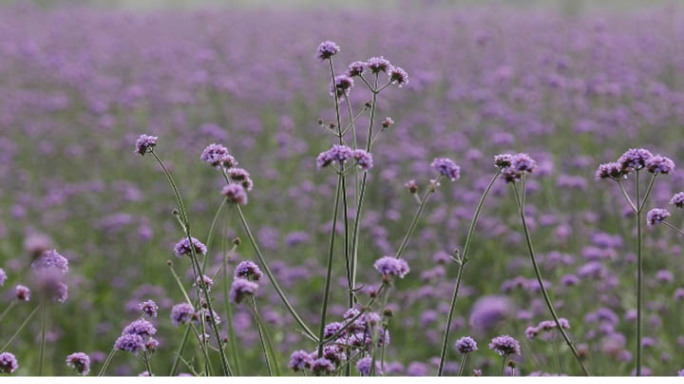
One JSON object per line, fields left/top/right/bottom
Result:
{"left": 670, "top": 192, "right": 684, "bottom": 208}
{"left": 431, "top": 157, "right": 461, "bottom": 181}
{"left": 317, "top": 145, "right": 354, "bottom": 169}
{"left": 139, "top": 300, "right": 158, "bottom": 318}
{"left": 0, "top": 352, "right": 18, "bottom": 374}
{"left": 173, "top": 237, "right": 207, "bottom": 257}
{"left": 65, "top": 352, "right": 91, "bottom": 376}
{"left": 374, "top": 256, "right": 410, "bottom": 279}
{"left": 234, "top": 261, "right": 263, "bottom": 281}
{"left": 316, "top": 41, "right": 340, "bottom": 61}
{"left": 646, "top": 208, "right": 670, "bottom": 226}
{"left": 489, "top": 335, "right": 521, "bottom": 356}
{"left": 200, "top": 143, "right": 237, "bottom": 168}
{"left": 454, "top": 336, "right": 478, "bottom": 354}
{"left": 221, "top": 183, "right": 248, "bottom": 205}
{"left": 229, "top": 278, "right": 259, "bottom": 304}
{"left": 115, "top": 319, "right": 158, "bottom": 355}
{"left": 170, "top": 303, "right": 195, "bottom": 326}
{"left": 495, "top": 153, "right": 537, "bottom": 183}
{"left": 134, "top": 134, "right": 157, "bottom": 156}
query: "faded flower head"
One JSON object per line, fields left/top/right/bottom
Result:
{"left": 356, "top": 356, "right": 382, "bottom": 376}
{"left": 330, "top": 75, "right": 354, "bottom": 98}
{"left": 173, "top": 237, "right": 207, "bottom": 257}
{"left": 346, "top": 61, "right": 365, "bottom": 77}
{"left": 0, "top": 352, "right": 18, "bottom": 374}
{"left": 32, "top": 249, "right": 69, "bottom": 274}
{"left": 351, "top": 149, "right": 373, "bottom": 171}
{"left": 288, "top": 350, "right": 313, "bottom": 372}
{"left": 139, "top": 300, "right": 158, "bottom": 318}
{"left": 170, "top": 303, "right": 195, "bottom": 326}
{"left": 15, "top": 285, "right": 30, "bottom": 301}
{"left": 596, "top": 162, "right": 627, "bottom": 181}
{"left": 134, "top": 134, "right": 157, "bottom": 156}
{"left": 389, "top": 66, "right": 409, "bottom": 87}
{"left": 227, "top": 168, "right": 254, "bottom": 191}
{"left": 646, "top": 208, "right": 670, "bottom": 226}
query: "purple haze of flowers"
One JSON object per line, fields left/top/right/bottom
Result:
{"left": 431, "top": 158, "right": 461, "bottom": 181}
{"left": 122, "top": 319, "right": 157, "bottom": 338}
{"left": 134, "top": 134, "right": 157, "bottom": 156}
{"left": 454, "top": 336, "right": 478, "bottom": 354}
{"left": 618, "top": 148, "right": 653, "bottom": 171}
{"left": 170, "top": 303, "right": 195, "bottom": 326}
{"left": 173, "top": 237, "right": 207, "bottom": 257}
{"left": 489, "top": 335, "right": 521, "bottom": 356}
{"left": 671, "top": 192, "right": 684, "bottom": 208}
{"left": 66, "top": 352, "right": 91, "bottom": 375}
{"left": 646, "top": 208, "right": 670, "bottom": 226}
{"left": 229, "top": 278, "right": 258, "bottom": 304}
{"left": 317, "top": 145, "right": 354, "bottom": 169}
{"left": 316, "top": 41, "right": 340, "bottom": 61}
{"left": 234, "top": 261, "right": 263, "bottom": 281}
{"left": 32, "top": 249, "right": 69, "bottom": 273}
{"left": 221, "top": 183, "right": 248, "bottom": 205}
{"left": 469, "top": 295, "right": 512, "bottom": 332}
{"left": 374, "top": 256, "right": 410, "bottom": 278}
{"left": 288, "top": 350, "right": 313, "bottom": 372}
{"left": 0, "top": 352, "right": 18, "bottom": 374}
{"left": 356, "top": 356, "right": 383, "bottom": 376}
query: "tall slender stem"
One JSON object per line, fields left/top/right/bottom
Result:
{"left": 437, "top": 170, "right": 500, "bottom": 376}
{"left": 513, "top": 182, "right": 591, "bottom": 376}
{"left": 1, "top": 304, "right": 39, "bottom": 351}
{"left": 236, "top": 206, "right": 317, "bottom": 341}
{"left": 635, "top": 171, "right": 642, "bottom": 376}
{"left": 394, "top": 186, "right": 435, "bottom": 259}
{"left": 97, "top": 347, "right": 117, "bottom": 376}
{"left": 318, "top": 171, "right": 343, "bottom": 357}
{"left": 0, "top": 301, "right": 16, "bottom": 323}
{"left": 458, "top": 354, "right": 467, "bottom": 376}
{"left": 169, "top": 325, "right": 191, "bottom": 376}
{"left": 663, "top": 221, "right": 684, "bottom": 237}
{"left": 38, "top": 303, "right": 48, "bottom": 375}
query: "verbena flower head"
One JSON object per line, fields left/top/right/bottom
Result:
{"left": 32, "top": 269, "right": 68, "bottom": 303}
{"left": 173, "top": 237, "right": 207, "bottom": 257}
{"left": 671, "top": 192, "right": 684, "bottom": 208}
{"left": 512, "top": 153, "right": 536, "bottom": 173}
{"left": 227, "top": 168, "right": 253, "bottom": 191}
{"left": 32, "top": 249, "right": 69, "bottom": 273}
{"left": 122, "top": 319, "right": 157, "bottom": 338}
{"left": 200, "top": 143, "right": 237, "bottom": 168}
{"left": 145, "top": 338, "right": 159, "bottom": 353}
{"left": 221, "top": 183, "right": 248, "bottom": 205}
{"left": 0, "top": 352, "right": 18, "bottom": 374}
{"left": 234, "top": 261, "right": 263, "bottom": 281}
{"left": 455, "top": 336, "right": 478, "bottom": 354}
{"left": 367, "top": 56, "right": 391, "bottom": 74}
{"left": 317, "top": 145, "right": 353, "bottom": 169}
{"left": 134, "top": 134, "right": 157, "bottom": 156}
{"left": 66, "top": 352, "right": 90, "bottom": 375}
{"left": 346, "top": 61, "right": 365, "bottom": 77}
{"left": 596, "top": 162, "right": 627, "bottom": 181}
{"left": 229, "top": 278, "right": 258, "bottom": 304}
{"left": 316, "top": 41, "right": 340, "bottom": 61}
{"left": 356, "top": 356, "right": 382, "bottom": 376}
{"left": 374, "top": 256, "right": 410, "bottom": 279}
{"left": 139, "top": 300, "right": 158, "bottom": 318}
{"left": 646, "top": 208, "right": 670, "bottom": 226}
{"left": 330, "top": 75, "right": 354, "bottom": 98}
{"left": 195, "top": 274, "right": 214, "bottom": 292}
{"left": 114, "top": 333, "right": 145, "bottom": 354}
{"left": 646, "top": 155, "right": 675, "bottom": 175}
{"left": 311, "top": 357, "right": 335, "bottom": 376}
{"left": 489, "top": 335, "right": 521, "bottom": 356}
{"left": 352, "top": 149, "right": 373, "bottom": 171}
{"left": 525, "top": 326, "right": 539, "bottom": 340}
{"left": 170, "top": 303, "right": 195, "bottom": 326}
{"left": 618, "top": 148, "right": 653, "bottom": 171}
{"left": 431, "top": 158, "right": 461, "bottom": 181}
{"left": 389, "top": 66, "right": 409, "bottom": 87}
{"left": 494, "top": 154, "right": 513, "bottom": 168}
{"left": 15, "top": 285, "right": 30, "bottom": 301}
{"left": 324, "top": 322, "right": 344, "bottom": 338}
{"left": 288, "top": 350, "right": 313, "bottom": 372}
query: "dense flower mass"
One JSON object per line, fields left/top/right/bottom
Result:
{"left": 114, "top": 334, "right": 146, "bottom": 354}
{"left": 645, "top": 155, "right": 676, "bottom": 175}
{"left": 374, "top": 256, "right": 410, "bottom": 278}
{"left": 234, "top": 261, "right": 263, "bottom": 281}
{"left": 646, "top": 208, "right": 670, "bottom": 226}
{"left": 170, "top": 303, "right": 195, "bottom": 326}
{"left": 618, "top": 148, "right": 653, "bottom": 171}
{"left": 489, "top": 335, "right": 521, "bottom": 356}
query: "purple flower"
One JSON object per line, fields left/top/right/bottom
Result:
{"left": 323, "top": 322, "right": 344, "bottom": 338}
{"left": 618, "top": 148, "right": 653, "bottom": 171}
{"left": 0, "top": 269, "right": 5, "bottom": 286}
{"left": 454, "top": 336, "right": 478, "bottom": 354}
{"left": 646, "top": 208, "right": 670, "bottom": 226}
{"left": 200, "top": 143, "right": 237, "bottom": 168}
{"left": 114, "top": 333, "right": 146, "bottom": 354}
{"left": 645, "top": 155, "right": 675, "bottom": 174}
{"left": 15, "top": 285, "right": 30, "bottom": 301}
{"left": 66, "top": 352, "right": 91, "bottom": 375}
{"left": 173, "top": 237, "right": 207, "bottom": 257}
{"left": 170, "top": 303, "right": 195, "bottom": 326}
{"left": 234, "top": 261, "right": 263, "bottom": 281}
{"left": 374, "top": 256, "right": 410, "bottom": 278}
{"left": 317, "top": 145, "right": 353, "bottom": 169}
{"left": 221, "top": 183, "right": 248, "bottom": 205}
{"left": 389, "top": 66, "right": 409, "bottom": 87}
{"left": 195, "top": 274, "right": 214, "bottom": 292}
{"left": 431, "top": 158, "right": 461, "bottom": 181}
{"left": 316, "top": 41, "right": 340, "bottom": 61}
{"left": 288, "top": 350, "right": 313, "bottom": 372}
{"left": 356, "top": 356, "right": 382, "bottom": 376}
{"left": 352, "top": 149, "right": 373, "bottom": 171}
{"left": 32, "top": 269, "right": 68, "bottom": 303}
{"left": 346, "top": 61, "right": 365, "bottom": 77}
{"left": 330, "top": 75, "right": 354, "bottom": 98}
{"left": 367, "top": 56, "right": 391, "bottom": 74}
{"left": 512, "top": 153, "right": 536, "bottom": 173}
{"left": 489, "top": 335, "right": 521, "bottom": 356}
{"left": 32, "top": 249, "right": 69, "bottom": 273}
{"left": 227, "top": 168, "right": 253, "bottom": 191}
{"left": 139, "top": 300, "right": 158, "bottom": 318}
{"left": 229, "top": 278, "right": 258, "bottom": 304}
{"left": 134, "top": 134, "right": 157, "bottom": 156}
{"left": 525, "top": 326, "right": 539, "bottom": 340}
{"left": 670, "top": 192, "right": 684, "bottom": 208}
{"left": 122, "top": 319, "right": 157, "bottom": 338}
{"left": 0, "top": 352, "right": 18, "bottom": 374}
{"left": 595, "top": 162, "right": 626, "bottom": 180}
{"left": 311, "top": 358, "right": 335, "bottom": 376}
{"left": 494, "top": 154, "right": 513, "bottom": 168}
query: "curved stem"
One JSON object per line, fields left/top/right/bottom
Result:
{"left": 513, "top": 183, "right": 591, "bottom": 376}
{"left": 394, "top": 187, "right": 434, "bottom": 259}
{"left": 97, "top": 347, "right": 117, "bottom": 376}
{"left": 437, "top": 169, "right": 500, "bottom": 375}
{"left": 1, "top": 304, "right": 39, "bottom": 351}
{"left": 236, "top": 206, "right": 317, "bottom": 341}
{"left": 169, "top": 325, "right": 191, "bottom": 376}
{"left": 38, "top": 303, "right": 48, "bottom": 375}
{"left": 663, "top": 221, "right": 684, "bottom": 237}
{"left": 317, "top": 172, "right": 343, "bottom": 357}
{"left": 203, "top": 198, "right": 228, "bottom": 273}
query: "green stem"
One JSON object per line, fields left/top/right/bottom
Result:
{"left": 663, "top": 221, "right": 684, "bottom": 237}
{"left": 437, "top": 169, "right": 500, "bottom": 375}
{"left": 222, "top": 239, "right": 242, "bottom": 375}
{"left": 97, "top": 347, "right": 117, "bottom": 376}
{"left": 236, "top": 206, "right": 317, "bottom": 341}
{"left": 635, "top": 170, "right": 642, "bottom": 377}
{"left": 617, "top": 180, "right": 637, "bottom": 213}
{"left": 144, "top": 352, "right": 153, "bottom": 376}
{"left": 513, "top": 182, "right": 591, "bottom": 376}
{"left": 203, "top": 198, "right": 228, "bottom": 273}
{"left": 0, "top": 301, "right": 16, "bottom": 323}
{"left": 394, "top": 186, "right": 435, "bottom": 259}
{"left": 458, "top": 354, "right": 467, "bottom": 376}
{"left": 1, "top": 304, "right": 39, "bottom": 351}
{"left": 169, "top": 325, "right": 191, "bottom": 376}
{"left": 370, "top": 284, "right": 391, "bottom": 376}
{"left": 38, "top": 303, "right": 48, "bottom": 376}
